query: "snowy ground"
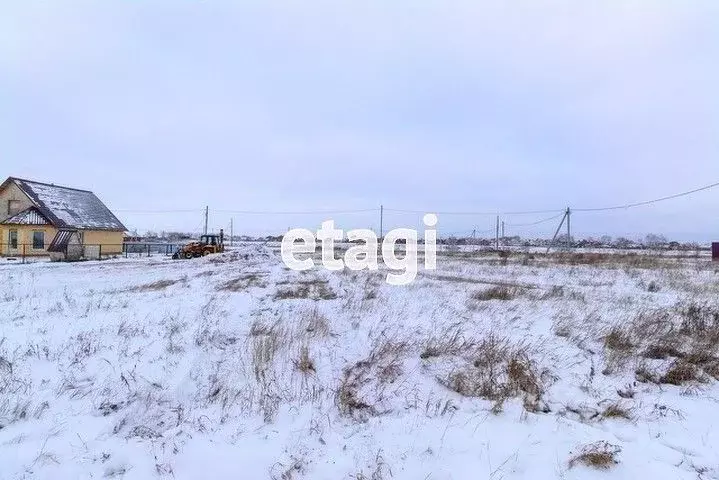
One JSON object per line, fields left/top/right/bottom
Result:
{"left": 1, "top": 245, "right": 719, "bottom": 479}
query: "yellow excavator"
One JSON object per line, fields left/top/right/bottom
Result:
{"left": 172, "top": 230, "right": 224, "bottom": 259}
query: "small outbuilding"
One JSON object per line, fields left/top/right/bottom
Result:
{"left": 47, "top": 229, "right": 83, "bottom": 262}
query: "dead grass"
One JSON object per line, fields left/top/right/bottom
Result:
{"left": 471, "top": 286, "right": 516, "bottom": 302}
{"left": 300, "top": 308, "right": 331, "bottom": 337}
{"left": 420, "top": 326, "right": 476, "bottom": 360}
{"left": 217, "top": 273, "right": 268, "bottom": 292}
{"left": 274, "top": 279, "right": 337, "bottom": 301}
{"left": 130, "top": 278, "right": 184, "bottom": 292}
{"left": 549, "top": 252, "right": 666, "bottom": 270}
{"left": 436, "top": 334, "right": 547, "bottom": 411}
{"left": 335, "top": 339, "right": 408, "bottom": 420}
{"left": 599, "top": 302, "right": 719, "bottom": 384}
{"left": 603, "top": 326, "right": 634, "bottom": 352}
{"left": 293, "top": 345, "right": 316, "bottom": 374}
{"left": 660, "top": 361, "right": 700, "bottom": 386}
{"left": 569, "top": 441, "right": 621, "bottom": 470}
{"left": 600, "top": 402, "right": 632, "bottom": 420}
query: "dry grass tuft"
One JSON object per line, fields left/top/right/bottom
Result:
{"left": 131, "top": 278, "right": 183, "bottom": 292}
{"left": 293, "top": 345, "right": 316, "bottom": 374}
{"left": 437, "top": 335, "right": 546, "bottom": 410}
{"left": 217, "top": 273, "right": 267, "bottom": 292}
{"left": 335, "top": 339, "right": 408, "bottom": 420}
{"left": 471, "top": 286, "right": 516, "bottom": 302}
{"left": 274, "top": 279, "right": 337, "bottom": 301}
{"left": 643, "top": 343, "right": 683, "bottom": 360}
{"left": 678, "top": 303, "right": 719, "bottom": 346}
{"left": 660, "top": 361, "right": 700, "bottom": 386}
{"left": 420, "top": 326, "right": 475, "bottom": 360}
{"left": 603, "top": 326, "right": 633, "bottom": 352}
{"left": 569, "top": 441, "right": 621, "bottom": 470}
{"left": 300, "top": 308, "right": 331, "bottom": 337}
{"left": 600, "top": 402, "right": 631, "bottom": 420}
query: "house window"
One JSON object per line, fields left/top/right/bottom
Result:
{"left": 32, "top": 231, "right": 45, "bottom": 250}
{"left": 9, "top": 230, "right": 18, "bottom": 249}
{"left": 7, "top": 200, "right": 21, "bottom": 216}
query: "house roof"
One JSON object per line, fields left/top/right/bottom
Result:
{"left": 1, "top": 206, "right": 52, "bottom": 225}
{"left": 0, "top": 177, "right": 126, "bottom": 231}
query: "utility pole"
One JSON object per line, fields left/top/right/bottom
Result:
{"left": 495, "top": 215, "right": 500, "bottom": 251}
{"left": 230, "top": 218, "right": 234, "bottom": 247}
{"left": 204, "top": 206, "right": 209, "bottom": 235}
{"left": 547, "top": 210, "right": 568, "bottom": 254}
{"left": 566, "top": 207, "right": 571, "bottom": 249}
{"left": 379, "top": 205, "right": 384, "bottom": 240}
{"left": 501, "top": 221, "right": 505, "bottom": 239}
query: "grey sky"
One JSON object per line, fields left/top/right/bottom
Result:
{"left": 2, "top": 1, "right": 718, "bottom": 240}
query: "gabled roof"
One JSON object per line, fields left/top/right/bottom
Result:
{"left": 1, "top": 206, "right": 52, "bottom": 225}
{"left": 0, "top": 177, "right": 126, "bottom": 231}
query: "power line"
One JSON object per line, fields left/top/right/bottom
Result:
{"left": 212, "top": 208, "right": 378, "bottom": 215}
{"left": 574, "top": 180, "right": 719, "bottom": 212}
{"left": 113, "top": 209, "right": 203, "bottom": 213}
{"left": 384, "top": 207, "right": 563, "bottom": 216}
{"left": 505, "top": 213, "right": 566, "bottom": 227}
{"left": 113, "top": 178, "right": 719, "bottom": 219}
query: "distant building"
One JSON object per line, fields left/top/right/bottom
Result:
{"left": 0, "top": 177, "right": 126, "bottom": 256}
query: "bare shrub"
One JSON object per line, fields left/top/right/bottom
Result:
{"left": 647, "top": 281, "right": 661, "bottom": 293}
{"left": 569, "top": 441, "right": 621, "bottom": 469}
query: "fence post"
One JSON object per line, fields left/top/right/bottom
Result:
{"left": 22, "top": 244, "right": 26, "bottom": 264}
{"left": 99, "top": 244, "right": 102, "bottom": 259}
{"left": 147, "top": 244, "right": 151, "bottom": 257}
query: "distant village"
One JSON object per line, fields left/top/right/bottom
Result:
{"left": 128, "top": 230, "right": 706, "bottom": 252}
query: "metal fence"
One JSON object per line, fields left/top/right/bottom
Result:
{"left": 0, "top": 242, "right": 184, "bottom": 262}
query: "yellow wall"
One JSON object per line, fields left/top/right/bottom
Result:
{"left": 0, "top": 227, "right": 125, "bottom": 256}
{"left": 0, "top": 225, "right": 57, "bottom": 256}
{"left": 0, "top": 182, "right": 34, "bottom": 222}
{"left": 82, "top": 230, "right": 124, "bottom": 254}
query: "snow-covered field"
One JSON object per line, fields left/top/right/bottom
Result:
{"left": 2, "top": 245, "right": 719, "bottom": 479}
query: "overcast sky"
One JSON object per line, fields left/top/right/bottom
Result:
{"left": 1, "top": 1, "right": 718, "bottom": 240}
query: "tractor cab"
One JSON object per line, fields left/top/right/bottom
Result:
{"left": 200, "top": 234, "right": 220, "bottom": 246}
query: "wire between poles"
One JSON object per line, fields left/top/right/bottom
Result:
{"left": 573, "top": 181, "right": 719, "bottom": 212}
